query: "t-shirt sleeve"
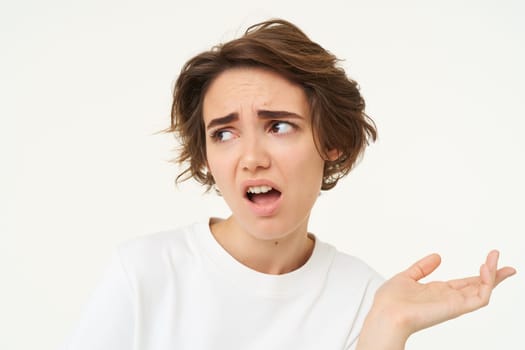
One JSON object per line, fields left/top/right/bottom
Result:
{"left": 345, "top": 274, "right": 385, "bottom": 350}
{"left": 60, "top": 248, "right": 134, "bottom": 350}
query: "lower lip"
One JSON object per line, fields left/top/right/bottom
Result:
{"left": 244, "top": 194, "right": 283, "bottom": 217}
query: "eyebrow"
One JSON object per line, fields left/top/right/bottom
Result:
{"left": 206, "top": 113, "right": 238, "bottom": 130}
{"left": 258, "top": 110, "right": 304, "bottom": 120}
{"left": 206, "top": 110, "right": 304, "bottom": 130}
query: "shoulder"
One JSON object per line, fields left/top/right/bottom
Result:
{"left": 317, "top": 239, "right": 385, "bottom": 293}
{"left": 114, "top": 222, "right": 205, "bottom": 278}
{"left": 332, "top": 249, "right": 383, "bottom": 282}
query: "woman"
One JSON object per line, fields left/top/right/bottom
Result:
{"left": 62, "top": 19, "right": 516, "bottom": 350}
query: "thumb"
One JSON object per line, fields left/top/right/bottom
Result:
{"left": 404, "top": 253, "right": 442, "bottom": 281}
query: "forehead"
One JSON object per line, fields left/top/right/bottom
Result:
{"left": 202, "top": 67, "right": 310, "bottom": 122}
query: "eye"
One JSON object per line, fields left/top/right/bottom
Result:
{"left": 270, "top": 121, "right": 294, "bottom": 135}
{"left": 210, "top": 129, "right": 235, "bottom": 142}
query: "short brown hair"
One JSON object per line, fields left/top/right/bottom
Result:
{"left": 168, "top": 19, "right": 376, "bottom": 191}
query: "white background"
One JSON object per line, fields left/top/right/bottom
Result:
{"left": 2, "top": 0, "right": 524, "bottom": 349}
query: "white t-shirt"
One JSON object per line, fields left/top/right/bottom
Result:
{"left": 62, "top": 221, "right": 384, "bottom": 350}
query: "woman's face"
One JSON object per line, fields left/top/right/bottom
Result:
{"left": 203, "top": 67, "right": 327, "bottom": 240}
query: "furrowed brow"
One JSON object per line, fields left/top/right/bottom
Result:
{"left": 206, "top": 113, "right": 239, "bottom": 130}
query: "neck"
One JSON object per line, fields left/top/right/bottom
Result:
{"left": 209, "top": 216, "right": 315, "bottom": 275}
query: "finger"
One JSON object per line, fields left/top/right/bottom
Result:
{"left": 448, "top": 252, "right": 514, "bottom": 290}
{"left": 480, "top": 250, "right": 499, "bottom": 287}
{"left": 479, "top": 263, "right": 494, "bottom": 303}
{"left": 495, "top": 266, "right": 517, "bottom": 287}
{"left": 404, "top": 253, "right": 442, "bottom": 281}
{"left": 447, "top": 267, "right": 516, "bottom": 299}
{"left": 492, "top": 250, "right": 517, "bottom": 286}
{"left": 477, "top": 250, "right": 511, "bottom": 306}
{"left": 486, "top": 250, "right": 499, "bottom": 281}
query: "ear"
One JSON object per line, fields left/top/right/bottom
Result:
{"left": 326, "top": 149, "right": 341, "bottom": 161}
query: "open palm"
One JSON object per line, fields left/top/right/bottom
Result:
{"left": 373, "top": 250, "right": 516, "bottom": 335}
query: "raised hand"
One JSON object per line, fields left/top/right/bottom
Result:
{"left": 357, "top": 250, "right": 516, "bottom": 350}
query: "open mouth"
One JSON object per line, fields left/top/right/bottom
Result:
{"left": 246, "top": 185, "right": 282, "bottom": 205}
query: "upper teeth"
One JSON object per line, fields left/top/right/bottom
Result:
{"left": 247, "top": 185, "right": 273, "bottom": 194}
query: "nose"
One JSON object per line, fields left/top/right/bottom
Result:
{"left": 239, "top": 135, "right": 271, "bottom": 172}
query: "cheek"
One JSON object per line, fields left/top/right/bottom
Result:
{"left": 206, "top": 150, "right": 232, "bottom": 184}
{"left": 205, "top": 147, "right": 216, "bottom": 173}
{"left": 281, "top": 147, "right": 325, "bottom": 184}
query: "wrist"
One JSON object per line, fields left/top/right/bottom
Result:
{"left": 356, "top": 307, "right": 411, "bottom": 350}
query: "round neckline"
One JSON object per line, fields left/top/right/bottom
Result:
{"left": 189, "top": 220, "right": 336, "bottom": 297}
